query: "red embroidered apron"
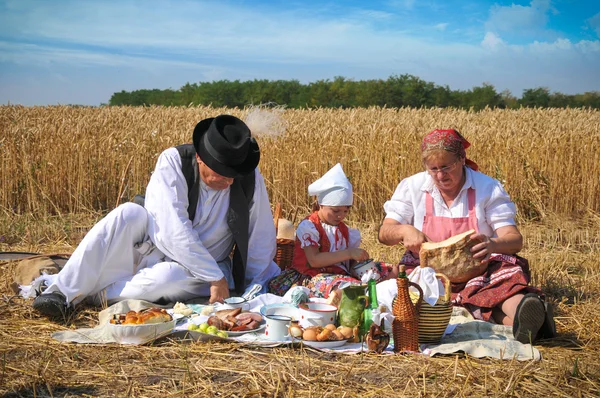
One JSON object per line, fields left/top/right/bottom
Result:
{"left": 291, "top": 211, "right": 351, "bottom": 277}
{"left": 400, "top": 188, "right": 539, "bottom": 321}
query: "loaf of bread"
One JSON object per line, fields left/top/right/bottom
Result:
{"left": 115, "top": 308, "right": 172, "bottom": 325}
{"left": 419, "top": 229, "right": 487, "bottom": 283}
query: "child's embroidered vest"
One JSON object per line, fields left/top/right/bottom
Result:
{"left": 292, "top": 211, "right": 351, "bottom": 277}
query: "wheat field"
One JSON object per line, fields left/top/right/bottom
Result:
{"left": 2, "top": 105, "right": 599, "bottom": 223}
{"left": 1, "top": 105, "right": 600, "bottom": 397}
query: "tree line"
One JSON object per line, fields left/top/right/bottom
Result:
{"left": 108, "top": 75, "right": 600, "bottom": 109}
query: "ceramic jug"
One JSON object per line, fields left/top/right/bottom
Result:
{"left": 337, "top": 285, "right": 369, "bottom": 332}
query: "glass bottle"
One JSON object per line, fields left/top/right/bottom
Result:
{"left": 361, "top": 278, "right": 379, "bottom": 339}
{"left": 392, "top": 265, "right": 421, "bottom": 352}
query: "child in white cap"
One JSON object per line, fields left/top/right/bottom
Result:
{"left": 268, "top": 163, "right": 395, "bottom": 298}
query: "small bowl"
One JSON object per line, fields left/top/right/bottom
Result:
{"left": 108, "top": 319, "right": 176, "bottom": 345}
{"left": 298, "top": 302, "right": 337, "bottom": 328}
{"left": 219, "top": 297, "right": 249, "bottom": 310}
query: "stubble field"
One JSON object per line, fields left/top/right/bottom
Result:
{"left": 0, "top": 105, "right": 599, "bottom": 397}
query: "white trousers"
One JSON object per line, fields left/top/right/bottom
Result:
{"left": 45, "top": 203, "right": 234, "bottom": 305}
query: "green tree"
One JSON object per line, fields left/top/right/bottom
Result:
{"left": 519, "top": 87, "right": 551, "bottom": 107}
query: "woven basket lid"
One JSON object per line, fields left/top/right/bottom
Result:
{"left": 276, "top": 219, "right": 295, "bottom": 240}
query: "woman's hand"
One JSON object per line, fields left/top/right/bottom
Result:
{"left": 402, "top": 226, "right": 429, "bottom": 254}
{"left": 348, "top": 248, "right": 370, "bottom": 262}
{"left": 469, "top": 233, "right": 495, "bottom": 265}
{"left": 470, "top": 226, "right": 524, "bottom": 265}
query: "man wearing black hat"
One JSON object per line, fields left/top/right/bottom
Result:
{"left": 31, "top": 115, "right": 281, "bottom": 318}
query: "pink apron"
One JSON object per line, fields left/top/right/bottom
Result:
{"left": 399, "top": 187, "right": 538, "bottom": 321}
{"left": 422, "top": 188, "right": 478, "bottom": 242}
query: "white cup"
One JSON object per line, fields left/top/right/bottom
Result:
{"left": 264, "top": 314, "right": 292, "bottom": 341}
{"left": 220, "top": 297, "right": 249, "bottom": 311}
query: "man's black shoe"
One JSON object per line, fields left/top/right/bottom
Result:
{"left": 33, "top": 291, "right": 71, "bottom": 319}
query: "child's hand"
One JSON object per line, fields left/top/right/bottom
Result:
{"left": 348, "top": 248, "right": 369, "bottom": 262}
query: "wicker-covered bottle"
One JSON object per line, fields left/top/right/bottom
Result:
{"left": 392, "top": 265, "right": 423, "bottom": 353}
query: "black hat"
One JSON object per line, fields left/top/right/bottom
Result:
{"left": 193, "top": 115, "right": 260, "bottom": 178}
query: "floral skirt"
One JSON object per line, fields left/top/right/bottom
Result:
{"left": 402, "top": 252, "right": 541, "bottom": 322}
{"left": 267, "top": 268, "right": 361, "bottom": 298}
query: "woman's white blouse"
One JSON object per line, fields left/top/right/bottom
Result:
{"left": 296, "top": 219, "right": 361, "bottom": 270}
{"left": 383, "top": 168, "right": 517, "bottom": 238}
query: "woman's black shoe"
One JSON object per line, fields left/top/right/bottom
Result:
{"left": 512, "top": 293, "right": 545, "bottom": 344}
{"left": 33, "top": 291, "right": 71, "bottom": 319}
{"left": 538, "top": 301, "right": 557, "bottom": 339}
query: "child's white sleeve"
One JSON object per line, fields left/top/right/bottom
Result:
{"left": 348, "top": 227, "right": 362, "bottom": 248}
{"left": 296, "top": 220, "right": 321, "bottom": 249}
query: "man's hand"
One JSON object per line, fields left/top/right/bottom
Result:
{"left": 209, "top": 277, "right": 230, "bottom": 304}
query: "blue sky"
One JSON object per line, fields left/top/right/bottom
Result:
{"left": 0, "top": 0, "right": 599, "bottom": 106}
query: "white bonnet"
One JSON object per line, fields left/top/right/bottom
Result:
{"left": 308, "top": 163, "right": 353, "bottom": 206}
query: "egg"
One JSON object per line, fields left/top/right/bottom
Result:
{"left": 303, "top": 328, "right": 318, "bottom": 341}
{"left": 338, "top": 326, "right": 354, "bottom": 339}
{"left": 324, "top": 324, "right": 337, "bottom": 331}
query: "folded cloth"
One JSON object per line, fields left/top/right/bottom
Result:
{"left": 282, "top": 286, "right": 310, "bottom": 306}
{"left": 422, "top": 314, "right": 541, "bottom": 361}
{"left": 360, "top": 269, "right": 377, "bottom": 284}
{"left": 375, "top": 279, "right": 398, "bottom": 313}
{"left": 370, "top": 307, "right": 395, "bottom": 327}
{"left": 408, "top": 266, "right": 444, "bottom": 306}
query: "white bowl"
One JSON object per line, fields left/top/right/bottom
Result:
{"left": 260, "top": 304, "right": 299, "bottom": 321}
{"left": 108, "top": 319, "right": 176, "bottom": 345}
{"left": 298, "top": 302, "right": 337, "bottom": 328}
{"left": 218, "top": 297, "right": 249, "bottom": 311}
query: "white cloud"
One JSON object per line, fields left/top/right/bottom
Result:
{"left": 588, "top": 12, "right": 600, "bottom": 38}
{"left": 575, "top": 39, "right": 600, "bottom": 53}
{"left": 485, "top": 0, "right": 552, "bottom": 35}
{"left": 481, "top": 32, "right": 506, "bottom": 50}
{"left": 357, "top": 9, "right": 395, "bottom": 20}
{"left": 434, "top": 23, "right": 449, "bottom": 31}
{"left": 530, "top": 38, "right": 573, "bottom": 52}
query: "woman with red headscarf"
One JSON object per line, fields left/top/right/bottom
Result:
{"left": 378, "top": 129, "right": 556, "bottom": 344}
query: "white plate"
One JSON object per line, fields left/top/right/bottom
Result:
{"left": 299, "top": 339, "right": 348, "bottom": 349}
{"left": 226, "top": 323, "right": 266, "bottom": 336}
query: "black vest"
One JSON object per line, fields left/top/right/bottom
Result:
{"left": 134, "top": 144, "right": 255, "bottom": 294}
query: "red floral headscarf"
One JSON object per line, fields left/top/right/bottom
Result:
{"left": 421, "top": 129, "right": 479, "bottom": 171}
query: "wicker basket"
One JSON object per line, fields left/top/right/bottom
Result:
{"left": 273, "top": 203, "right": 295, "bottom": 270}
{"left": 412, "top": 272, "right": 453, "bottom": 344}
